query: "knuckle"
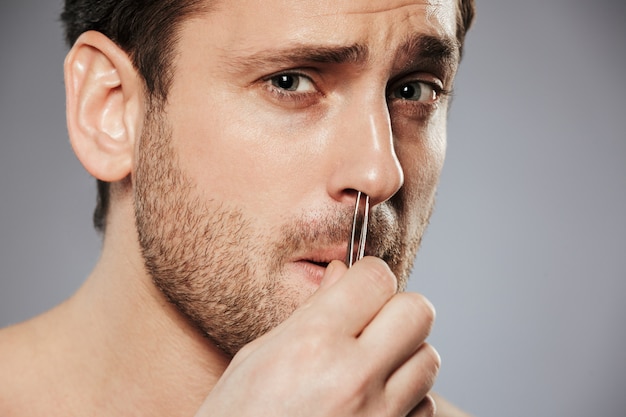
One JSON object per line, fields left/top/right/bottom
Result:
{"left": 409, "top": 395, "right": 436, "bottom": 417}
{"left": 420, "top": 295, "right": 436, "bottom": 325}
{"left": 421, "top": 343, "right": 441, "bottom": 376}
{"left": 399, "top": 293, "right": 436, "bottom": 332}
{"left": 411, "top": 293, "right": 436, "bottom": 322}
{"left": 359, "top": 256, "right": 398, "bottom": 296}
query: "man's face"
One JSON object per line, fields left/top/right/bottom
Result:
{"left": 134, "top": 0, "right": 459, "bottom": 356}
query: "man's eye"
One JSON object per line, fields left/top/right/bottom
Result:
{"left": 269, "top": 73, "right": 315, "bottom": 93}
{"left": 391, "top": 81, "right": 438, "bottom": 102}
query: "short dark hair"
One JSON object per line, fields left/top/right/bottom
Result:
{"left": 61, "top": 0, "right": 475, "bottom": 233}
{"left": 456, "top": 0, "right": 476, "bottom": 58}
{"left": 61, "top": 0, "right": 209, "bottom": 232}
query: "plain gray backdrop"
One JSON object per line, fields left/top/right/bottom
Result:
{"left": 1, "top": 1, "right": 625, "bottom": 416}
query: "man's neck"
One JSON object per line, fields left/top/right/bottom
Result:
{"left": 0, "top": 203, "right": 230, "bottom": 417}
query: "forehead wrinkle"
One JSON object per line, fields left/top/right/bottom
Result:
{"left": 317, "top": 0, "right": 433, "bottom": 17}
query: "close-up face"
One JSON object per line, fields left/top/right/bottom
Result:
{"left": 134, "top": 0, "right": 460, "bottom": 355}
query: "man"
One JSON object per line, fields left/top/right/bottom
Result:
{"left": 0, "top": 0, "right": 475, "bottom": 415}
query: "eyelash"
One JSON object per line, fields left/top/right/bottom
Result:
{"left": 261, "top": 71, "right": 450, "bottom": 116}
{"left": 262, "top": 72, "right": 322, "bottom": 105}
{"left": 387, "top": 80, "right": 451, "bottom": 118}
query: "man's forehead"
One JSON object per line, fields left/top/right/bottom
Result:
{"left": 195, "top": 0, "right": 457, "bottom": 54}
{"left": 267, "top": 0, "right": 456, "bottom": 16}
{"left": 311, "top": 0, "right": 457, "bottom": 33}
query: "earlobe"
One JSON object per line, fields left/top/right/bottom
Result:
{"left": 64, "top": 30, "right": 143, "bottom": 182}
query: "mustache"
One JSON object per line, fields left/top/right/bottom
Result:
{"left": 273, "top": 203, "right": 398, "bottom": 263}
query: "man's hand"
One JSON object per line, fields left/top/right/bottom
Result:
{"left": 195, "top": 257, "right": 440, "bottom": 417}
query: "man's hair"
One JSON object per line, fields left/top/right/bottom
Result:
{"left": 61, "top": 0, "right": 209, "bottom": 232}
{"left": 61, "top": 0, "right": 475, "bottom": 233}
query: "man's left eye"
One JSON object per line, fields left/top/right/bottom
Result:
{"left": 269, "top": 73, "right": 315, "bottom": 92}
{"left": 390, "top": 81, "right": 437, "bottom": 102}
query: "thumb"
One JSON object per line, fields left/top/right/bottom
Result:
{"left": 318, "top": 260, "right": 347, "bottom": 290}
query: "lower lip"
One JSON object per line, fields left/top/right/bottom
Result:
{"left": 291, "top": 260, "right": 328, "bottom": 286}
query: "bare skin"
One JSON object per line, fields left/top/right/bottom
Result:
{"left": 0, "top": 0, "right": 473, "bottom": 415}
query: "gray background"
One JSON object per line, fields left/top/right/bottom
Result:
{"left": 1, "top": 1, "right": 624, "bottom": 416}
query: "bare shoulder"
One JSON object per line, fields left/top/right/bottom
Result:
{"left": 0, "top": 320, "right": 51, "bottom": 416}
{"left": 431, "top": 392, "right": 474, "bottom": 417}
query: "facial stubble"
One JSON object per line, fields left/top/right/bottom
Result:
{"left": 133, "top": 109, "right": 430, "bottom": 357}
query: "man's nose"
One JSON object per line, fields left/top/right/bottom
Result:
{"left": 327, "top": 98, "right": 404, "bottom": 206}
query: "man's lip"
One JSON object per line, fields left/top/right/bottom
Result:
{"left": 291, "top": 246, "right": 368, "bottom": 286}
{"left": 293, "top": 247, "right": 348, "bottom": 266}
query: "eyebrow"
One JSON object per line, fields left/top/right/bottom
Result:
{"left": 395, "top": 33, "right": 460, "bottom": 77}
{"left": 225, "top": 44, "right": 369, "bottom": 73}
{"left": 225, "top": 33, "right": 459, "bottom": 77}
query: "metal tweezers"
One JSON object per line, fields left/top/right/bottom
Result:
{"left": 346, "top": 191, "right": 370, "bottom": 267}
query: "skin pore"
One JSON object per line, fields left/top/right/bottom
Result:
{"left": 137, "top": 0, "right": 458, "bottom": 356}
{"left": 0, "top": 0, "right": 469, "bottom": 416}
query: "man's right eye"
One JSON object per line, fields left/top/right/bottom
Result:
{"left": 269, "top": 73, "right": 315, "bottom": 93}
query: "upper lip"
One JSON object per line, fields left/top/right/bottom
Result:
{"left": 294, "top": 246, "right": 349, "bottom": 266}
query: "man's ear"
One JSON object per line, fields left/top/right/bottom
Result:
{"left": 64, "top": 30, "right": 144, "bottom": 182}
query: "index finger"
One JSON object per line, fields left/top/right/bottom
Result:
{"left": 299, "top": 256, "right": 398, "bottom": 336}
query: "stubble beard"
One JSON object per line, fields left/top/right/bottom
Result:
{"left": 133, "top": 108, "right": 431, "bottom": 357}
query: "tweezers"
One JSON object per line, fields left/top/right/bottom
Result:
{"left": 346, "top": 191, "right": 370, "bottom": 267}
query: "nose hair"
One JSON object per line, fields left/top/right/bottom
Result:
{"left": 327, "top": 100, "right": 404, "bottom": 207}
